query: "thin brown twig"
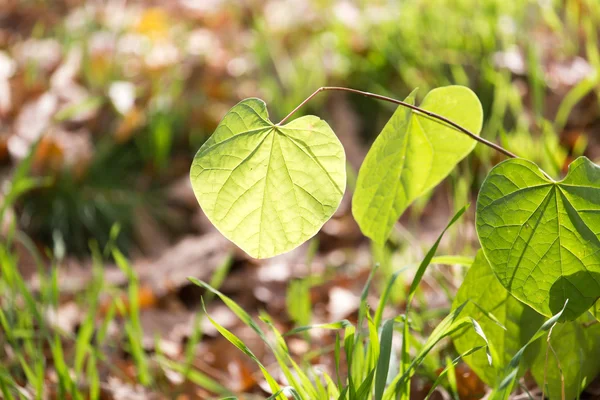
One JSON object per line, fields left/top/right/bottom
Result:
{"left": 276, "top": 86, "right": 518, "bottom": 159}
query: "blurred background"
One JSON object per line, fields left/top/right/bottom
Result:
{"left": 1, "top": 0, "right": 599, "bottom": 398}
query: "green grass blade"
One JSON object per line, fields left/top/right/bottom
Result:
{"left": 555, "top": 75, "right": 598, "bottom": 132}
{"left": 358, "top": 264, "right": 378, "bottom": 330}
{"left": 201, "top": 300, "right": 283, "bottom": 399}
{"left": 323, "top": 371, "right": 341, "bottom": 398}
{"left": 406, "top": 205, "right": 468, "bottom": 306}
{"left": 189, "top": 278, "right": 268, "bottom": 341}
{"left": 374, "top": 266, "right": 410, "bottom": 329}
{"left": 260, "top": 313, "right": 314, "bottom": 400}
{"left": 74, "top": 314, "right": 95, "bottom": 374}
{"left": 114, "top": 249, "right": 151, "bottom": 386}
{"left": 355, "top": 368, "right": 376, "bottom": 399}
{"left": 344, "top": 326, "right": 357, "bottom": 400}
{"left": 87, "top": 352, "right": 100, "bottom": 400}
{"left": 285, "top": 320, "right": 353, "bottom": 336}
{"left": 185, "top": 254, "right": 231, "bottom": 370}
{"left": 446, "top": 355, "right": 458, "bottom": 399}
{"left": 337, "top": 386, "right": 349, "bottom": 400}
{"left": 374, "top": 319, "right": 394, "bottom": 400}
{"left": 157, "top": 356, "right": 232, "bottom": 396}
{"left": 205, "top": 253, "right": 234, "bottom": 303}
{"left": 470, "top": 318, "right": 492, "bottom": 366}
{"left": 0, "top": 372, "right": 15, "bottom": 400}
{"left": 17, "top": 355, "right": 38, "bottom": 392}
{"left": 124, "top": 322, "right": 151, "bottom": 386}
{"left": 430, "top": 255, "right": 474, "bottom": 266}
{"left": 385, "top": 302, "right": 470, "bottom": 399}
{"left": 50, "top": 333, "right": 81, "bottom": 399}
{"left": 335, "top": 333, "right": 342, "bottom": 390}
{"left": 424, "top": 346, "right": 487, "bottom": 400}
{"left": 366, "top": 311, "right": 380, "bottom": 371}
{"left": 266, "top": 390, "right": 285, "bottom": 400}
{"left": 470, "top": 300, "right": 508, "bottom": 331}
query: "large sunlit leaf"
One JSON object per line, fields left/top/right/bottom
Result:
{"left": 452, "top": 251, "right": 543, "bottom": 386}
{"left": 352, "top": 86, "right": 483, "bottom": 244}
{"left": 476, "top": 156, "right": 600, "bottom": 320}
{"left": 190, "top": 98, "right": 346, "bottom": 258}
{"left": 527, "top": 313, "right": 600, "bottom": 400}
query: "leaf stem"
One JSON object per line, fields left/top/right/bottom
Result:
{"left": 277, "top": 86, "right": 518, "bottom": 159}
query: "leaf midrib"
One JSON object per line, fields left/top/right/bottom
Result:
{"left": 255, "top": 127, "right": 342, "bottom": 257}
{"left": 257, "top": 130, "right": 277, "bottom": 258}
{"left": 505, "top": 186, "right": 555, "bottom": 288}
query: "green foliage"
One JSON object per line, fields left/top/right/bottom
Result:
{"left": 527, "top": 313, "right": 600, "bottom": 400}
{"left": 424, "top": 347, "right": 486, "bottom": 400}
{"left": 352, "top": 86, "right": 483, "bottom": 244}
{"left": 190, "top": 84, "right": 600, "bottom": 397}
{"left": 190, "top": 98, "right": 346, "bottom": 259}
{"left": 201, "top": 300, "right": 284, "bottom": 398}
{"left": 383, "top": 301, "right": 487, "bottom": 400}
{"left": 476, "top": 156, "right": 600, "bottom": 320}
{"left": 7, "top": 0, "right": 600, "bottom": 396}
{"left": 191, "top": 211, "right": 487, "bottom": 400}
{"left": 452, "top": 251, "right": 543, "bottom": 386}
{"left": 113, "top": 249, "right": 151, "bottom": 386}
{"left": 0, "top": 227, "right": 230, "bottom": 399}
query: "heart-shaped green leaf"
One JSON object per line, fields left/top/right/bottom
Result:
{"left": 476, "top": 156, "right": 600, "bottom": 321}
{"left": 352, "top": 86, "right": 483, "bottom": 244}
{"left": 452, "top": 251, "right": 543, "bottom": 386}
{"left": 190, "top": 98, "right": 346, "bottom": 259}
